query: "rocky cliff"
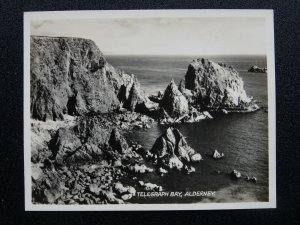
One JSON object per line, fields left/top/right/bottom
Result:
{"left": 30, "top": 36, "right": 144, "bottom": 121}
{"left": 180, "top": 58, "right": 258, "bottom": 112}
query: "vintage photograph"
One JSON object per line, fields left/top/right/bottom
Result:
{"left": 24, "top": 10, "right": 276, "bottom": 210}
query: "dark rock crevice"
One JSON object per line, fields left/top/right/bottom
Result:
{"left": 66, "top": 95, "right": 78, "bottom": 116}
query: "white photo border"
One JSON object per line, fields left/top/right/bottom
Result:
{"left": 24, "top": 9, "right": 276, "bottom": 211}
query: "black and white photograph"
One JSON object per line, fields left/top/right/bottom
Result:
{"left": 24, "top": 10, "right": 276, "bottom": 210}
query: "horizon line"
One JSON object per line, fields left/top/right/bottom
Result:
{"left": 104, "top": 53, "right": 267, "bottom": 57}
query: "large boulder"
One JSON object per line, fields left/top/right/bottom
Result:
{"left": 48, "top": 115, "right": 134, "bottom": 164}
{"left": 30, "top": 36, "right": 145, "bottom": 121}
{"left": 159, "top": 80, "right": 189, "bottom": 117}
{"left": 49, "top": 118, "right": 110, "bottom": 164}
{"left": 182, "top": 58, "right": 258, "bottom": 111}
{"left": 48, "top": 117, "right": 127, "bottom": 163}
{"left": 150, "top": 127, "right": 201, "bottom": 171}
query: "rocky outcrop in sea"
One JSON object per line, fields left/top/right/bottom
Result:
{"left": 248, "top": 65, "right": 267, "bottom": 73}
{"left": 150, "top": 80, "right": 212, "bottom": 124}
{"left": 150, "top": 57, "right": 259, "bottom": 120}
{"left": 159, "top": 80, "right": 189, "bottom": 117}
{"left": 150, "top": 127, "right": 202, "bottom": 174}
{"left": 179, "top": 58, "right": 259, "bottom": 112}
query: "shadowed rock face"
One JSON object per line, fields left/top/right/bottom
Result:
{"left": 150, "top": 127, "right": 201, "bottom": 170}
{"left": 49, "top": 118, "right": 109, "bottom": 164}
{"left": 159, "top": 80, "right": 189, "bottom": 117}
{"left": 108, "top": 128, "right": 129, "bottom": 154}
{"left": 182, "top": 58, "right": 257, "bottom": 111}
{"left": 30, "top": 36, "right": 143, "bottom": 121}
{"left": 124, "top": 83, "right": 145, "bottom": 112}
{"left": 49, "top": 118, "right": 131, "bottom": 164}
{"left": 106, "top": 63, "right": 145, "bottom": 111}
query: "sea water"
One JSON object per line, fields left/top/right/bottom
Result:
{"left": 106, "top": 55, "right": 268, "bottom": 203}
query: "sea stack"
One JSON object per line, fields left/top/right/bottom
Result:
{"left": 150, "top": 127, "right": 202, "bottom": 172}
{"left": 159, "top": 80, "right": 189, "bottom": 117}
{"left": 180, "top": 58, "right": 259, "bottom": 112}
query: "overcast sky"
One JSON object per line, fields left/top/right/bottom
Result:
{"left": 31, "top": 17, "right": 266, "bottom": 55}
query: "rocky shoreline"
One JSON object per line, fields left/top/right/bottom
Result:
{"left": 30, "top": 36, "right": 260, "bottom": 204}
{"left": 31, "top": 116, "right": 196, "bottom": 204}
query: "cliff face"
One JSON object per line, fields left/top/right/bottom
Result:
{"left": 182, "top": 58, "right": 257, "bottom": 111}
{"left": 30, "top": 36, "right": 142, "bottom": 121}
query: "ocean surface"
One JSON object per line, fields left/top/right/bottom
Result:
{"left": 106, "top": 55, "right": 269, "bottom": 203}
